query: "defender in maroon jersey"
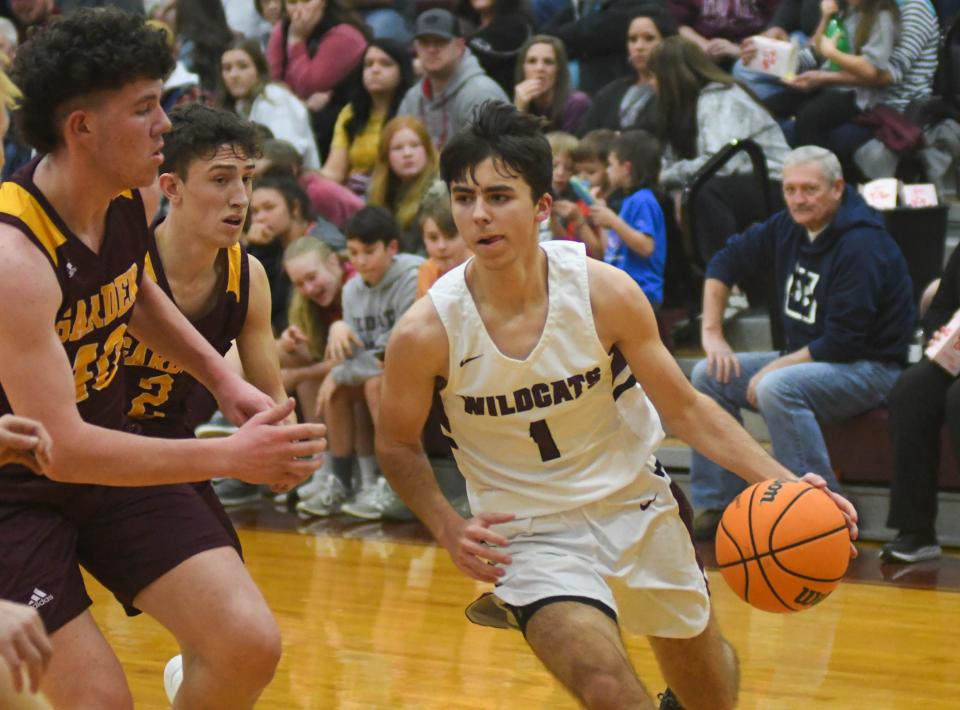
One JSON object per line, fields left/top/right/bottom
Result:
{"left": 0, "top": 10, "right": 325, "bottom": 709}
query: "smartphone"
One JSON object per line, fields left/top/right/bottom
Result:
{"left": 569, "top": 176, "right": 595, "bottom": 206}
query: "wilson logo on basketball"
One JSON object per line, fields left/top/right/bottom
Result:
{"left": 794, "top": 587, "right": 827, "bottom": 607}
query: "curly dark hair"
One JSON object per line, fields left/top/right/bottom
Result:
{"left": 160, "top": 104, "right": 261, "bottom": 179}
{"left": 440, "top": 100, "right": 551, "bottom": 203}
{"left": 11, "top": 7, "right": 174, "bottom": 154}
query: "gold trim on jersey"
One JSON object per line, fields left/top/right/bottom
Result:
{"left": 0, "top": 182, "right": 67, "bottom": 266}
{"left": 144, "top": 252, "right": 158, "bottom": 283}
{"left": 226, "top": 243, "right": 242, "bottom": 299}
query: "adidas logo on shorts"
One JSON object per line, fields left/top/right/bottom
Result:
{"left": 28, "top": 587, "right": 54, "bottom": 609}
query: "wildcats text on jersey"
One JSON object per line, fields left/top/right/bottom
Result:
{"left": 459, "top": 367, "right": 602, "bottom": 417}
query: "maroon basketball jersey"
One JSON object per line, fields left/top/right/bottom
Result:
{"left": 0, "top": 157, "right": 149, "bottom": 437}
{"left": 123, "top": 220, "right": 250, "bottom": 438}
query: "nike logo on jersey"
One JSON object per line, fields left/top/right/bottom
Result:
{"left": 639, "top": 494, "right": 657, "bottom": 511}
{"left": 459, "top": 354, "right": 483, "bottom": 367}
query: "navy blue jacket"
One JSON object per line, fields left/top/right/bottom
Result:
{"left": 706, "top": 187, "right": 916, "bottom": 363}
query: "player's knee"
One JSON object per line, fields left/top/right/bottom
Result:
{"left": 233, "top": 613, "right": 282, "bottom": 681}
{"left": 574, "top": 668, "right": 641, "bottom": 710}
{"left": 203, "top": 609, "right": 282, "bottom": 686}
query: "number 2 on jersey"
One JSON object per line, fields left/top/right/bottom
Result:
{"left": 529, "top": 419, "right": 560, "bottom": 461}
{"left": 128, "top": 374, "right": 174, "bottom": 418}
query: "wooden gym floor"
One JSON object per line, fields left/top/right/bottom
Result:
{"left": 86, "top": 501, "right": 960, "bottom": 709}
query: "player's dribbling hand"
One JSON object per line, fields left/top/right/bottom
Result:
{"left": 0, "top": 599, "right": 53, "bottom": 694}
{"left": 799, "top": 472, "right": 859, "bottom": 558}
{"left": 0, "top": 415, "right": 53, "bottom": 476}
{"left": 229, "top": 398, "right": 327, "bottom": 489}
{"left": 444, "top": 512, "right": 515, "bottom": 583}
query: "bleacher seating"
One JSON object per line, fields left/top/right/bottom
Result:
{"left": 823, "top": 408, "right": 960, "bottom": 487}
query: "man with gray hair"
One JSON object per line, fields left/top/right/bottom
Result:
{"left": 688, "top": 146, "right": 916, "bottom": 539}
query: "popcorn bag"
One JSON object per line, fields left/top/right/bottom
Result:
{"left": 744, "top": 36, "right": 799, "bottom": 80}
{"left": 926, "top": 309, "right": 960, "bottom": 376}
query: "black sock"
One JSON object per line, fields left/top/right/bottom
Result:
{"left": 331, "top": 456, "right": 353, "bottom": 492}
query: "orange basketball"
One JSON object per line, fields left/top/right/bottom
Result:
{"left": 714, "top": 479, "right": 850, "bottom": 613}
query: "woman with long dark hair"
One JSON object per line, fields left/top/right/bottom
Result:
{"left": 512, "top": 34, "right": 591, "bottom": 134}
{"left": 578, "top": 6, "right": 677, "bottom": 136}
{"left": 266, "top": 0, "right": 369, "bottom": 155}
{"left": 322, "top": 38, "right": 413, "bottom": 194}
{"left": 650, "top": 36, "right": 789, "bottom": 265}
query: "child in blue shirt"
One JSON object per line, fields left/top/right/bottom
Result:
{"left": 589, "top": 130, "right": 667, "bottom": 308}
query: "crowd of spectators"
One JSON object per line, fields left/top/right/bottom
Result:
{"left": 1, "top": 0, "right": 958, "bottom": 555}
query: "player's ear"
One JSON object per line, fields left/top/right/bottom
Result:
{"left": 535, "top": 192, "right": 553, "bottom": 224}
{"left": 62, "top": 108, "right": 92, "bottom": 145}
{"left": 157, "top": 171, "right": 182, "bottom": 203}
{"left": 386, "top": 239, "right": 399, "bottom": 256}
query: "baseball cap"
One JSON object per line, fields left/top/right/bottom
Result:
{"left": 414, "top": 8, "right": 461, "bottom": 41}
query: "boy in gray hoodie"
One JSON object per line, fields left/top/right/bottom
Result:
{"left": 298, "top": 206, "right": 423, "bottom": 520}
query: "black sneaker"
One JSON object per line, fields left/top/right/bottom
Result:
{"left": 880, "top": 531, "right": 941, "bottom": 564}
{"left": 658, "top": 688, "right": 684, "bottom": 709}
{"left": 692, "top": 508, "right": 724, "bottom": 541}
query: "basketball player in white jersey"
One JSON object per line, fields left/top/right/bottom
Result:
{"left": 376, "top": 102, "right": 859, "bottom": 710}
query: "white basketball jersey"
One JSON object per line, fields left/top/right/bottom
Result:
{"left": 428, "top": 240, "right": 665, "bottom": 517}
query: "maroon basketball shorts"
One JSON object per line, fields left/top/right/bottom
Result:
{"left": 0, "top": 472, "right": 242, "bottom": 633}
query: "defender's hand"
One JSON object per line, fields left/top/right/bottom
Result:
{"left": 0, "top": 599, "right": 52, "bottom": 694}
{"left": 228, "top": 398, "right": 326, "bottom": 488}
{"left": 0, "top": 415, "right": 53, "bottom": 475}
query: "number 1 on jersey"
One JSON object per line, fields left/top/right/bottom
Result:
{"left": 529, "top": 419, "right": 560, "bottom": 461}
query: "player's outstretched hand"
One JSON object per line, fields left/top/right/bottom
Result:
{"left": 444, "top": 512, "right": 515, "bottom": 584}
{"left": 0, "top": 600, "right": 52, "bottom": 694}
{"left": 0, "top": 415, "right": 53, "bottom": 476}
{"left": 228, "top": 398, "right": 327, "bottom": 490}
{"left": 799, "top": 472, "right": 859, "bottom": 558}
{"left": 214, "top": 375, "right": 278, "bottom": 427}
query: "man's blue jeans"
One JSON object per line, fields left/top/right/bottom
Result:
{"left": 688, "top": 351, "right": 902, "bottom": 510}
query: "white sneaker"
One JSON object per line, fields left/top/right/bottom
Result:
{"left": 294, "top": 469, "right": 327, "bottom": 500}
{"left": 341, "top": 477, "right": 408, "bottom": 520}
{"left": 163, "top": 654, "right": 183, "bottom": 703}
{"left": 274, "top": 468, "right": 322, "bottom": 505}
{"left": 296, "top": 473, "right": 349, "bottom": 516}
